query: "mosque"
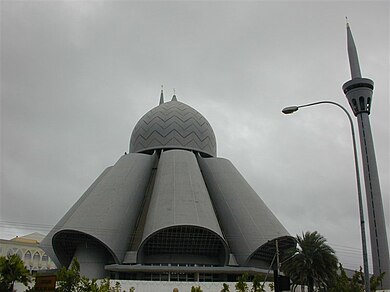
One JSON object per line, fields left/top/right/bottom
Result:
{"left": 41, "top": 91, "right": 294, "bottom": 282}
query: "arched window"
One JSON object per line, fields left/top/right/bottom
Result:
{"left": 24, "top": 250, "right": 31, "bottom": 261}
{"left": 33, "top": 251, "right": 40, "bottom": 268}
{"left": 359, "top": 96, "right": 365, "bottom": 111}
{"left": 16, "top": 249, "right": 22, "bottom": 259}
{"left": 352, "top": 99, "right": 358, "bottom": 113}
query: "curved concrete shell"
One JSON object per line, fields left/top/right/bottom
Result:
{"left": 40, "top": 166, "right": 113, "bottom": 269}
{"left": 42, "top": 96, "right": 294, "bottom": 281}
{"left": 138, "top": 150, "right": 228, "bottom": 265}
{"left": 41, "top": 153, "right": 156, "bottom": 275}
{"left": 198, "top": 156, "right": 295, "bottom": 268}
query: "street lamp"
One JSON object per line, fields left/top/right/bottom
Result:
{"left": 282, "top": 100, "right": 371, "bottom": 292}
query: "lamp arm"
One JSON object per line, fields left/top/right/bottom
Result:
{"left": 297, "top": 100, "right": 370, "bottom": 290}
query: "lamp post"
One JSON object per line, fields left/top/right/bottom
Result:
{"left": 282, "top": 100, "right": 371, "bottom": 292}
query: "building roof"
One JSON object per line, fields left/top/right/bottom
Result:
{"left": 11, "top": 232, "right": 46, "bottom": 244}
{"left": 130, "top": 100, "right": 217, "bottom": 157}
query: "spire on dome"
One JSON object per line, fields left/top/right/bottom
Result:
{"left": 172, "top": 88, "right": 177, "bottom": 101}
{"left": 159, "top": 85, "right": 164, "bottom": 105}
{"left": 346, "top": 18, "right": 362, "bottom": 79}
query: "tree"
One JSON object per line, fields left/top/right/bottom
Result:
{"left": 368, "top": 270, "right": 385, "bottom": 291}
{"left": 328, "top": 263, "right": 385, "bottom": 292}
{"left": 221, "top": 283, "right": 230, "bottom": 292}
{"left": 280, "top": 231, "right": 338, "bottom": 292}
{"left": 56, "top": 258, "right": 81, "bottom": 292}
{"left": 252, "top": 274, "right": 265, "bottom": 292}
{"left": 191, "top": 285, "right": 203, "bottom": 292}
{"left": 327, "top": 263, "right": 352, "bottom": 292}
{"left": 98, "top": 278, "right": 111, "bottom": 292}
{"left": 0, "top": 254, "right": 31, "bottom": 292}
{"left": 56, "top": 258, "right": 115, "bottom": 292}
{"left": 235, "top": 273, "right": 249, "bottom": 292}
{"left": 79, "top": 277, "right": 100, "bottom": 292}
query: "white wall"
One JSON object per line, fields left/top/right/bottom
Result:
{"left": 112, "top": 280, "right": 275, "bottom": 292}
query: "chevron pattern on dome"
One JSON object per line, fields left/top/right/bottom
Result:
{"left": 130, "top": 100, "right": 217, "bottom": 157}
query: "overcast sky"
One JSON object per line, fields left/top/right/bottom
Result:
{"left": 1, "top": 0, "right": 389, "bottom": 272}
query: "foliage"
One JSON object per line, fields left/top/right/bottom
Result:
{"left": 111, "top": 281, "right": 122, "bottom": 292}
{"left": 251, "top": 274, "right": 265, "bottom": 292}
{"left": 98, "top": 278, "right": 111, "bottom": 292}
{"left": 280, "top": 231, "right": 338, "bottom": 292}
{"left": 221, "top": 282, "right": 230, "bottom": 292}
{"left": 191, "top": 285, "right": 203, "bottom": 292}
{"left": 328, "top": 263, "right": 385, "bottom": 292}
{"left": 79, "top": 277, "right": 99, "bottom": 292}
{"left": 56, "top": 258, "right": 81, "bottom": 292}
{"left": 234, "top": 273, "right": 268, "bottom": 292}
{"left": 327, "top": 263, "right": 352, "bottom": 292}
{"left": 55, "top": 258, "right": 119, "bottom": 292}
{"left": 0, "top": 254, "right": 31, "bottom": 292}
{"left": 235, "top": 273, "right": 249, "bottom": 292}
{"left": 369, "top": 270, "right": 385, "bottom": 291}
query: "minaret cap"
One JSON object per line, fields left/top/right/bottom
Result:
{"left": 171, "top": 88, "right": 177, "bottom": 101}
{"left": 346, "top": 18, "right": 362, "bottom": 79}
{"left": 159, "top": 85, "right": 164, "bottom": 105}
{"left": 343, "top": 18, "right": 374, "bottom": 116}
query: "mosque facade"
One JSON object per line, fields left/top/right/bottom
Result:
{"left": 0, "top": 233, "right": 56, "bottom": 272}
{"left": 41, "top": 92, "right": 294, "bottom": 281}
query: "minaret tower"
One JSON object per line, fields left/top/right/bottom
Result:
{"left": 343, "top": 21, "right": 390, "bottom": 289}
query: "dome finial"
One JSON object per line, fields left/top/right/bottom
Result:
{"left": 159, "top": 85, "right": 164, "bottom": 105}
{"left": 172, "top": 88, "right": 177, "bottom": 101}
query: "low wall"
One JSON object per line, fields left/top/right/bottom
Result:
{"left": 112, "top": 280, "right": 275, "bottom": 292}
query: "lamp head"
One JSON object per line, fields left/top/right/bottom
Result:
{"left": 282, "top": 106, "right": 299, "bottom": 114}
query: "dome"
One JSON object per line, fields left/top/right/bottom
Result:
{"left": 130, "top": 100, "right": 216, "bottom": 157}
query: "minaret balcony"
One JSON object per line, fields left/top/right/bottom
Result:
{"left": 343, "top": 77, "right": 374, "bottom": 115}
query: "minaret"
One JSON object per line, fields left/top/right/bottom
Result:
{"left": 343, "top": 21, "right": 390, "bottom": 289}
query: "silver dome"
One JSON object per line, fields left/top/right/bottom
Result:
{"left": 130, "top": 100, "right": 216, "bottom": 157}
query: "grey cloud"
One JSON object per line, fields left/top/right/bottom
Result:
{"left": 1, "top": 1, "right": 388, "bottom": 271}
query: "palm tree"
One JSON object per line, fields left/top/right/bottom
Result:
{"left": 280, "top": 231, "right": 338, "bottom": 292}
{"left": 0, "top": 254, "right": 31, "bottom": 292}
